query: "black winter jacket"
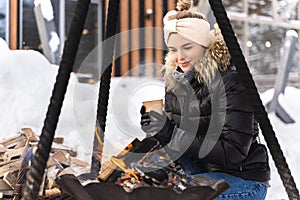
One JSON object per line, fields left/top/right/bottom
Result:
{"left": 159, "top": 29, "right": 270, "bottom": 182}
{"left": 161, "top": 67, "right": 270, "bottom": 182}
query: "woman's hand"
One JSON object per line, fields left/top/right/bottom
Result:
{"left": 140, "top": 106, "right": 175, "bottom": 145}
{"left": 140, "top": 106, "right": 166, "bottom": 134}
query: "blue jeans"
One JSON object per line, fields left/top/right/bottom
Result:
{"left": 178, "top": 157, "right": 268, "bottom": 200}
{"left": 195, "top": 172, "right": 267, "bottom": 200}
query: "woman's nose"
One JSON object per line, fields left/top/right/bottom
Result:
{"left": 177, "top": 51, "right": 186, "bottom": 59}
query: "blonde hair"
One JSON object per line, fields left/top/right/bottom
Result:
{"left": 176, "top": 0, "right": 192, "bottom": 11}
{"left": 162, "top": 0, "right": 231, "bottom": 91}
{"left": 169, "top": 0, "right": 206, "bottom": 21}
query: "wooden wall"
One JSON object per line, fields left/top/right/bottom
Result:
{"left": 9, "top": 0, "right": 19, "bottom": 50}
{"left": 112, "top": 0, "right": 177, "bottom": 77}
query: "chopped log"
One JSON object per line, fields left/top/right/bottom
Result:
{"left": 53, "top": 137, "right": 64, "bottom": 144}
{"left": 47, "top": 151, "right": 70, "bottom": 168}
{"left": 38, "top": 173, "right": 46, "bottom": 196}
{"left": 0, "top": 179, "right": 13, "bottom": 198}
{"left": 0, "top": 147, "right": 25, "bottom": 162}
{"left": 51, "top": 143, "right": 77, "bottom": 157}
{"left": 46, "top": 166, "right": 60, "bottom": 190}
{"left": 58, "top": 166, "right": 90, "bottom": 177}
{"left": 13, "top": 138, "right": 27, "bottom": 149}
{"left": 45, "top": 187, "right": 61, "bottom": 197}
{"left": 20, "top": 128, "right": 64, "bottom": 144}
{"left": 70, "top": 157, "right": 90, "bottom": 167}
{"left": 3, "top": 171, "right": 16, "bottom": 189}
{"left": 21, "top": 128, "right": 39, "bottom": 142}
{"left": 98, "top": 161, "right": 117, "bottom": 181}
{"left": 47, "top": 177, "right": 56, "bottom": 191}
{"left": 0, "top": 128, "right": 97, "bottom": 198}
{"left": 0, "top": 159, "right": 22, "bottom": 177}
{"left": 0, "top": 144, "right": 5, "bottom": 153}
{"left": 0, "top": 159, "right": 18, "bottom": 168}
{"left": 0, "top": 134, "right": 26, "bottom": 149}
{"left": 0, "top": 179, "right": 11, "bottom": 191}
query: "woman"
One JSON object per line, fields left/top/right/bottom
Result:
{"left": 140, "top": 0, "right": 270, "bottom": 199}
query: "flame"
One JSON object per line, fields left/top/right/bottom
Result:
{"left": 159, "top": 155, "right": 166, "bottom": 160}
{"left": 110, "top": 156, "right": 139, "bottom": 180}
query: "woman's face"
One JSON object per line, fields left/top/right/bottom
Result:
{"left": 167, "top": 33, "right": 205, "bottom": 72}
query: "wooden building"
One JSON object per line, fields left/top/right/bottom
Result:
{"left": 3, "top": 0, "right": 299, "bottom": 89}
{"left": 4, "top": 0, "right": 178, "bottom": 79}
{"left": 112, "top": 0, "right": 177, "bottom": 77}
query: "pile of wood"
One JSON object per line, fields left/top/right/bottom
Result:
{"left": 0, "top": 128, "right": 90, "bottom": 199}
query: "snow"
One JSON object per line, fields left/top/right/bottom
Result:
{"left": 1, "top": 38, "right": 300, "bottom": 199}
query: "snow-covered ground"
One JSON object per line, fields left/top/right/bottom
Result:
{"left": 1, "top": 38, "right": 299, "bottom": 199}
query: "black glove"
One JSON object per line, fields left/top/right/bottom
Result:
{"left": 140, "top": 106, "right": 175, "bottom": 146}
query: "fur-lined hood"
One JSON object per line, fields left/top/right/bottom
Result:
{"left": 162, "top": 25, "right": 231, "bottom": 91}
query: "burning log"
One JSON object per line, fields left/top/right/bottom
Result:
{"left": 96, "top": 138, "right": 230, "bottom": 199}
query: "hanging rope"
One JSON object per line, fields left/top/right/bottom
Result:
{"left": 21, "top": 0, "right": 91, "bottom": 199}
{"left": 208, "top": 1, "right": 300, "bottom": 199}
{"left": 90, "top": 0, "right": 121, "bottom": 178}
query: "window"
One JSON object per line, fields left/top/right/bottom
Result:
{"left": 0, "top": 0, "right": 8, "bottom": 41}
{"left": 20, "top": 0, "right": 103, "bottom": 75}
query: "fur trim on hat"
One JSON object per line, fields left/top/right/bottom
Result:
{"left": 162, "top": 24, "right": 231, "bottom": 91}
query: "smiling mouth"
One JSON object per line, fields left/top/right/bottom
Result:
{"left": 179, "top": 62, "right": 189, "bottom": 67}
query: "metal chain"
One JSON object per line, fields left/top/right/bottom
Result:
{"left": 21, "top": 0, "right": 91, "bottom": 199}
{"left": 208, "top": 1, "right": 300, "bottom": 199}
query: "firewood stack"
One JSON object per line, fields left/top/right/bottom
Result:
{"left": 0, "top": 128, "right": 90, "bottom": 199}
